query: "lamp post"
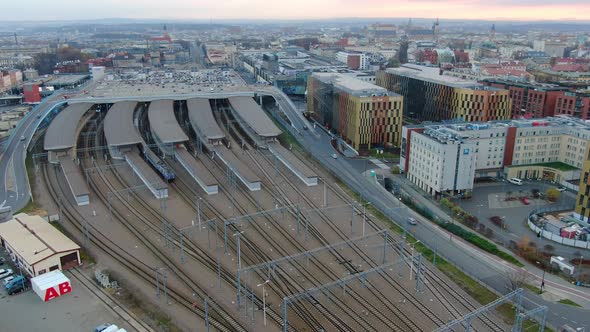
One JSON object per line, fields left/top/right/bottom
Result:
{"left": 536, "top": 261, "right": 546, "bottom": 294}
{"left": 233, "top": 231, "right": 245, "bottom": 270}
{"left": 257, "top": 280, "right": 270, "bottom": 327}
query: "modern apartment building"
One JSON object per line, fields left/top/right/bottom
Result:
{"left": 307, "top": 73, "right": 404, "bottom": 152}
{"left": 376, "top": 64, "right": 511, "bottom": 122}
{"left": 555, "top": 91, "right": 590, "bottom": 120}
{"left": 576, "top": 150, "right": 590, "bottom": 221}
{"left": 336, "top": 51, "right": 369, "bottom": 71}
{"left": 480, "top": 79, "right": 568, "bottom": 118}
{"left": 401, "top": 116, "right": 588, "bottom": 197}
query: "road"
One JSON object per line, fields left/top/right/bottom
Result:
{"left": 269, "top": 92, "right": 590, "bottom": 331}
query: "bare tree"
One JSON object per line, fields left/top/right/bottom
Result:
{"left": 506, "top": 268, "right": 532, "bottom": 291}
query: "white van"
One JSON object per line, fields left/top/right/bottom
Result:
{"left": 508, "top": 178, "right": 523, "bottom": 186}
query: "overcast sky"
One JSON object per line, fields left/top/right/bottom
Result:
{"left": 3, "top": 0, "right": 589, "bottom": 21}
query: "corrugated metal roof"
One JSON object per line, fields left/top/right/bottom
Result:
{"left": 186, "top": 98, "right": 225, "bottom": 140}
{"left": 148, "top": 99, "right": 188, "bottom": 144}
{"left": 104, "top": 101, "right": 142, "bottom": 147}
{"left": 44, "top": 103, "right": 93, "bottom": 151}
{"left": 228, "top": 97, "right": 282, "bottom": 138}
{"left": 0, "top": 214, "right": 80, "bottom": 265}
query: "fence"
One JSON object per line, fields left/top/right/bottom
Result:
{"left": 527, "top": 204, "right": 588, "bottom": 249}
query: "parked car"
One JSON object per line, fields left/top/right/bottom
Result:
{"left": 0, "top": 269, "right": 13, "bottom": 279}
{"left": 7, "top": 282, "right": 26, "bottom": 295}
{"left": 5, "top": 275, "right": 26, "bottom": 289}
{"left": 0, "top": 257, "right": 5, "bottom": 265}
{"left": 408, "top": 217, "right": 417, "bottom": 225}
{"left": 508, "top": 178, "right": 523, "bottom": 185}
{"left": 2, "top": 276, "right": 14, "bottom": 286}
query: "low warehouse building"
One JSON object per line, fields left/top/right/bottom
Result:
{"left": 0, "top": 213, "right": 80, "bottom": 276}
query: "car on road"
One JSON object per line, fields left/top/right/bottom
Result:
{"left": 0, "top": 268, "right": 13, "bottom": 279}
{"left": 408, "top": 217, "right": 417, "bottom": 225}
{"left": 557, "top": 186, "right": 567, "bottom": 192}
{"left": 508, "top": 178, "right": 523, "bottom": 185}
{"left": 521, "top": 197, "right": 530, "bottom": 205}
{"left": 332, "top": 153, "right": 338, "bottom": 159}
{"left": 19, "top": 135, "right": 25, "bottom": 141}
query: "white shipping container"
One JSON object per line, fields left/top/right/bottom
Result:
{"left": 31, "top": 270, "right": 72, "bottom": 302}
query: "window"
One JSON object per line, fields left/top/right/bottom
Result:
{"left": 38, "top": 269, "right": 46, "bottom": 275}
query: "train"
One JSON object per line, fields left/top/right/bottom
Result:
{"left": 140, "top": 145, "right": 176, "bottom": 182}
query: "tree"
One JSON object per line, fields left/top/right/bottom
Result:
{"left": 386, "top": 57, "right": 400, "bottom": 68}
{"left": 398, "top": 41, "right": 409, "bottom": 64}
{"left": 505, "top": 268, "right": 532, "bottom": 291}
{"left": 545, "top": 188, "right": 560, "bottom": 202}
{"left": 33, "top": 52, "right": 58, "bottom": 75}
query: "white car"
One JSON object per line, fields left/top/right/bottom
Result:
{"left": 332, "top": 153, "right": 338, "bottom": 159}
{"left": 508, "top": 178, "right": 523, "bottom": 185}
{"left": 0, "top": 269, "right": 13, "bottom": 279}
{"left": 556, "top": 186, "right": 567, "bottom": 192}
{"left": 408, "top": 217, "right": 417, "bottom": 225}
{"left": 2, "top": 276, "right": 14, "bottom": 286}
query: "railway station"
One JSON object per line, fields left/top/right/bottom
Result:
{"left": 123, "top": 151, "right": 168, "bottom": 199}
{"left": 103, "top": 101, "right": 142, "bottom": 159}
{"left": 186, "top": 98, "right": 225, "bottom": 146}
{"left": 147, "top": 99, "right": 188, "bottom": 155}
{"left": 43, "top": 102, "right": 94, "bottom": 205}
{"left": 269, "top": 144, "right": 318, "bottom": 186}
{"left": 227, "top": 96, "right": 282, "bottom": 143}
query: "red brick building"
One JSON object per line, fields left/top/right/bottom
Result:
{"left": 555, "top": 92, "right": 590, "bottom": 120}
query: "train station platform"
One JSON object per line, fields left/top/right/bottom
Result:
{"left": 148, "top": 100, "right": 188, "bottom": 154}
{"left": 174, "top": 147, "right": 218, "bottom": 195}
{"left": 186, "top": 98, "right": 224, "bottom": 145}
{"left": 58, "top": 156, "right": 90, "bottom": 206}
{"left": 268, "top": 144, "right": 318, "bottom": 187}
{"left": 124, "top": 151, "right": 168, "bottom": 199}
{"left": 104, "top": 101, "right": 142, "bottom": 159}
{"left": 214, "top": 147, "right": 260, "bottom": 191}
{"left": 227, "top": 97, "right": 281, "bottom": 140}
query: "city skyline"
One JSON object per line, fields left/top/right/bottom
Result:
{"left": 2, "top": 0, "right": 589, "bottom": 22}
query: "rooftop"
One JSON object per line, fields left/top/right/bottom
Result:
{"left": 385, "top": 64, "right": 501, "bottom": 90}
{"left": 228, "top": 96, "right": 282, "bottom": 138}
{"left": 186, "top": 98, "right": 225, "bottom": 141}
{"left": 104, "top": 101, "right": 143, "bottom": 147}
{"left": 312, "top": 73, "right": 397, "bottom": 97}
{"left": 45, "top": 74, "right": 89, "bottom": 87}
{"left": 44, "top": 102, "right": 93, "bottom": 151}
{"left": 148, "top": 99, "right": 189, "bottom": 144}
{"left": 0, "top": 213, "right": 80, "bottom": 265}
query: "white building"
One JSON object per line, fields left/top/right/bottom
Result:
{"left": 401, "top": 116, "right": 590, "bottom": 196}
{"left": 336, "top": 51, "right": 369, "bottom": 70}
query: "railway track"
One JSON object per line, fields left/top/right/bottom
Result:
{"left": 252, "top": 129, "right": 507, "bottom": 332}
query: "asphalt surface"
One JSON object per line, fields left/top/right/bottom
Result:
{"left": 0, "top": 92, "right": 69, "bottom": 215}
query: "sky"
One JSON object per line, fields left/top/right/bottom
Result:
{"left": 4, "top": 0, "right": 590, "bottom": 22}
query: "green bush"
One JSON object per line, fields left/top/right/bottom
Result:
{"left": 441, "top": 223, "right": 523, "bottom": 266}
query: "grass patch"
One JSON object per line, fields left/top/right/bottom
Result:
{"left": 369, "top": 149, "right": 399, "bottom": 159}
{"left": 15, "top": 154, "right": 41, "bottom": 214}
{"left": 558, "top": 299, "right": 582, "bottom": 307}
{"left": 79, "top": 249, "right": 96, "bottom": 265}
{"left": 507, "top": 161, "right": 577, "bottom": 172}
{"left": 524, "top": 283, "right": 543, "bottom": 294}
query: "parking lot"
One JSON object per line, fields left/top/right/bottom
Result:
{"left": 0, "top": 251, "right": 132, "bottom": 332}
{"left": 456, "top": 180, "right": 578, "bottom": 257}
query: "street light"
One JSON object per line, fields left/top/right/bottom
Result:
{"left": 536, "top": 261, "right": 546, "bottom": 294}
{"left": 257, "top": 280, "right": 270, "bottom": 327}
{"left": 578, "top": 255, "right": 584, "bottom": 283}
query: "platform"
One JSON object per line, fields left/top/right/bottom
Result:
{"left": 214, "top": 147, "right": 260, "bottom": 191}
{"left": 227, "top": 96, "right": 281, "bottom": 138}
{"left": 186, "top": 98, "right": 225, "bottom": 142}
{"left": 174, "top": 147, "right": 218, "bottom": 195}
{"left": 148, "top": 99, "right": 188, "bottom": 145}
{"left": 44, "top": 103, "right": 94, "bottom": 151}
{"left": 58, "top": 156, "right": 90, "bottom": 206}
{"left": 124, "top": 151, "right": 168, "bottom": 199}
{"left": 268, "top": 144, "right": 318, "bottom": 186}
